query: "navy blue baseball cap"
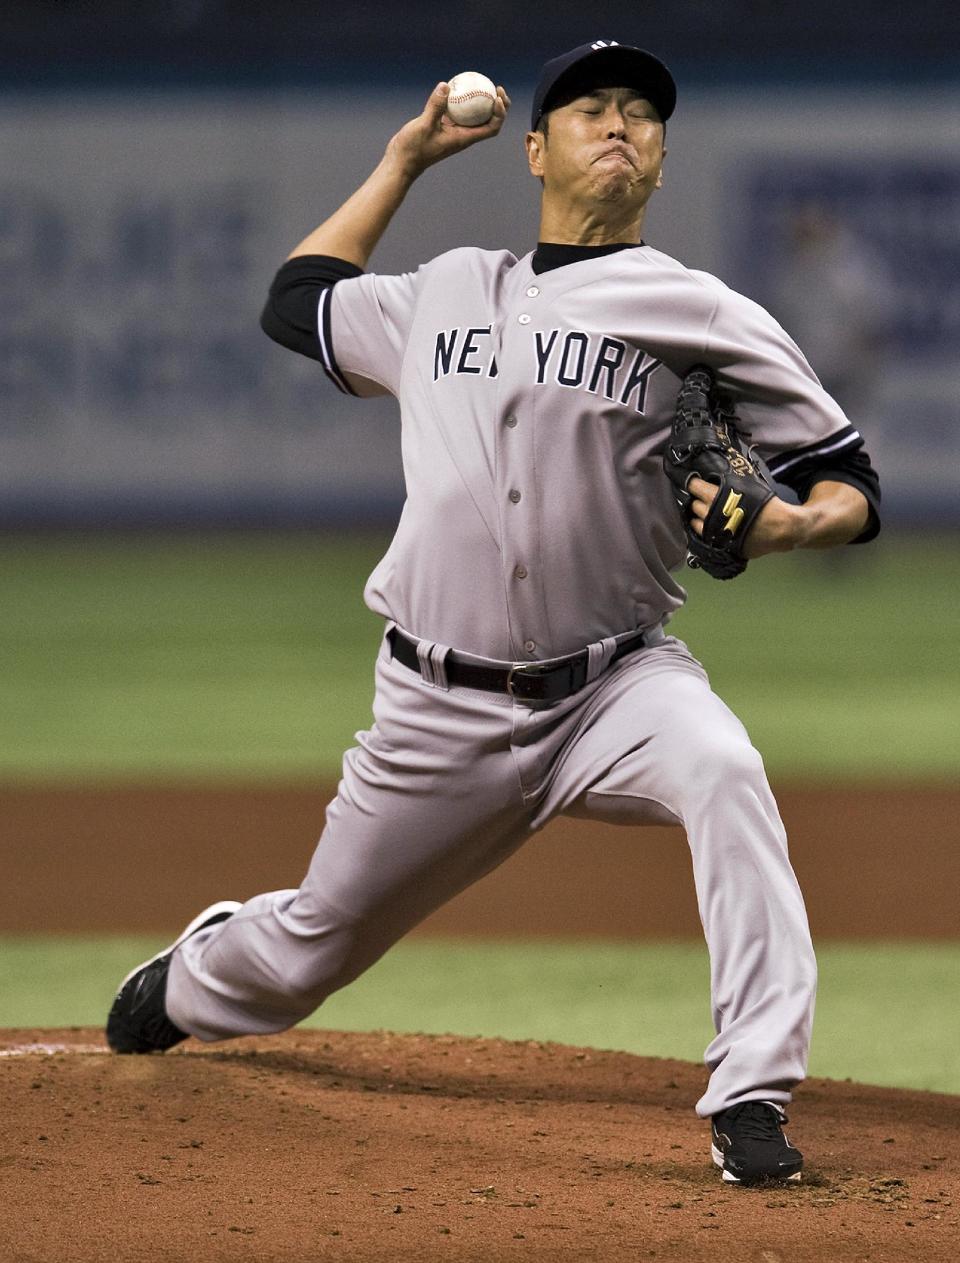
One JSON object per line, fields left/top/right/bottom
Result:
{"left": 531, "top": 40, "right": 676, "bottom": 130}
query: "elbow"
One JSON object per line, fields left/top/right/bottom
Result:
{"left": 259, "top": 297, "right": 284, "bottom": 344}
{"left": 259, "top": 295, "right": 318, "bottom": 360}
{"left": 256, "top": 300, "right": 279, "bottom": 346}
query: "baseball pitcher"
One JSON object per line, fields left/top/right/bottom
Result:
{"left": 107, "top": 41, "right": 881, "bottom": 1186}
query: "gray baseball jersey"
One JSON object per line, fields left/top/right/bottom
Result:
{"left": 320, "top": 244, "right": 858, "bottom": 658}
{"left": 166, "top": 242, "right": 844, "bottom": 1121}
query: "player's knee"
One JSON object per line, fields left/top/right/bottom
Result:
{"left": 678, "top": 734, "right": 767, "bottom": 799}
{"left": 798, "top": 954, "right": 818, "bottom": 999}
{"left": 717, "top": 739, "right": 767, "bottom": 786}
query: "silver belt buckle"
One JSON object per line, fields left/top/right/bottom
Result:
{"left": 506, "top": 659, "right": 571, "bottom": 701}
{"left": 505, "top": 663, "right": 530, "bottom": 698}
{"left": 505, "top": 661, "right": 554, "bottom": 699}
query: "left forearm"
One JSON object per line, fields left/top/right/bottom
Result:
{"left": 791, "top": 480, "right": 871, "bottom": 549}
{"left": 746, "top": 480, "right": 870, "bottom": 557}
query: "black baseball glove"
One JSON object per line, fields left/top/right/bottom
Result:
{"left": 663, "top": 365, "right": 775, "bottom": 580}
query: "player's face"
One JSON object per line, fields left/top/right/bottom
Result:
{"left": 526, "top": 87, "right": 666, "bottom": 212}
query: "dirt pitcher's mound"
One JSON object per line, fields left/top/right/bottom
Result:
{"left": 1, "top": 1029, "right": 957, "bottom": 1262}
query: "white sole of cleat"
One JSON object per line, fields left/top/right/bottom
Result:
{"left": 115, "top": 900, "right": 243, "bottom": 993}
{"left": 711, "top": 1143, "right": 803, "bottom": 1183}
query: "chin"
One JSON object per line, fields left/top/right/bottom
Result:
{"left": 591, "top": 173, "right": 637, "bottom": 203}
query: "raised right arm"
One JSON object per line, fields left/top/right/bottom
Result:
{"left": 286, "top": 81, "right": 510, "bottom": 267}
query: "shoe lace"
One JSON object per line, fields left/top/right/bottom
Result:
{"left": 725, "top": 1102, "right": 786, "bottom": 1140}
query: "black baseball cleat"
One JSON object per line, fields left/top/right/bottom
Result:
{"left": 711, "top": 1101, "right": 803, "bottom": 1185}
{"left": 106, "top": 901, "right": 241, "bottom": 1054}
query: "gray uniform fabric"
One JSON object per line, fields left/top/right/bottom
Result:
{"left": 167, "top": 244, "right": 830, "bottom": 1118}
{"left": 330, "top": 245, "right": 858, "bottom": 659}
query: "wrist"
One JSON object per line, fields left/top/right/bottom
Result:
{"left": 381, "top": 143, "right": 425, "bottom": 187}
{"left": 764, "top": 499, "right": 810, "bottom": 553}
{"left": 744, "top": 498, "right": 808, "bottom": 558}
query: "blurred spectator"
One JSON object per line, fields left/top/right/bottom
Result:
{"left": 772, "top": 202, "right": 894, "bottom": 418}
{"left": 772, "top": 203, "right": 892, "bottom": 571}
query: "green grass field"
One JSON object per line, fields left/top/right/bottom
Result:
{"left": 1, "top": 937, "right": 957, "bottom": 1095}
{"left": 3, "top": 530, "right": 959, "bottom": 781}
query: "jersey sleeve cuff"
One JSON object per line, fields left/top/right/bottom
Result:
{"left": 317, "top": 285, "right": 358, "bottom": 397}
{"left": 767, "top": 424, "right": 882, "bottom": 544}
{"left": 765, "top": 424, "right": 862, "bottom": 481}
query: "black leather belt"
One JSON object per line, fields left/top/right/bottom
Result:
{"left": 387, "top": 625, "right": 649, "bottom": 703}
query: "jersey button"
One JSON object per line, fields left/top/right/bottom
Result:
{"left": 517, "top": 313, "right": 531, "bottom": 325}
{"left": 505, "top": 414, "right": 518, "bottom": 428}
{"left": 525, "top": 285, "right": 540, "bottom": 298}
{"left": 523, "top": 639, "right": 537, "bottom": 653}
{"left": 514, "top": 564, "right": 528, "bottom": 580}
{"left": 508, "top": 488, "right": 522, "bottom": 504}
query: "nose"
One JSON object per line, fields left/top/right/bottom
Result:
{"left": 605, "top": 112, "right": 627, "bottom": 139}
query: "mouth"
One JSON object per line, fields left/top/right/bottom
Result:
{"left": 593, "top": 148, "right": 635, "bottom": 167}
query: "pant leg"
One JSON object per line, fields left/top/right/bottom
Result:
{"left": 167, "top": 647, "right": 531, "bottom": 1041}
{"left": 535, "top": 637, "right": 817, "bottom": 1118}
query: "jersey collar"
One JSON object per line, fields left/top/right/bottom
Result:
{"left": 532, "top": 240, "right": 645, "bottom": 275}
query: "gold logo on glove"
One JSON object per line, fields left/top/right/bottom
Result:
{"left": 721, "top": 490, "right": 745, "bottom": 534}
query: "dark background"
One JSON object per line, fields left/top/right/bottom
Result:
{"left": 5, "top": 0, "right": 958, "bottom": 89}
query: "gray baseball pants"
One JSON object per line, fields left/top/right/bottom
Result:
{"left": 167, "top": 629, "right": 816, "bottom": 1118}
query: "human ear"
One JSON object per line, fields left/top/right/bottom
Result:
{"left": 525, "top": 131, "right": 545, "bottom": 178}
{"left": 656, "top": 145, "right": 668, "bottom": 188}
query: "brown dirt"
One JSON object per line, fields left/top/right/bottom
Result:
{"left": 2, "top": 1027, "right": 957, "bottom": 1262}
{"left": 2, "top": 782, "right": 957, "bottom": 938}
{"left": 3, "top": 783, "right": 958, "bottom": 1259}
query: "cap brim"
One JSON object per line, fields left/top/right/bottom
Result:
{"left": 537, "top": 45, "right": 676, "bottom": 127}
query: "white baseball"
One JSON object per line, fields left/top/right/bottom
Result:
{"left": 446, "top": 71, "right": 497, "bottom": 127}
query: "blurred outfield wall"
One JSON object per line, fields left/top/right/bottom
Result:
{"left": 2, "top": 84, "right": 958, "bottom": 524}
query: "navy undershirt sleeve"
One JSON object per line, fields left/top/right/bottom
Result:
{"left": 260, "top": 254, "right": 364, "bottom": 361}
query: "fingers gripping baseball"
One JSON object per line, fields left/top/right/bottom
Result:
{"left": 387, "top": 81, "right": 510, "bottom": 176}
